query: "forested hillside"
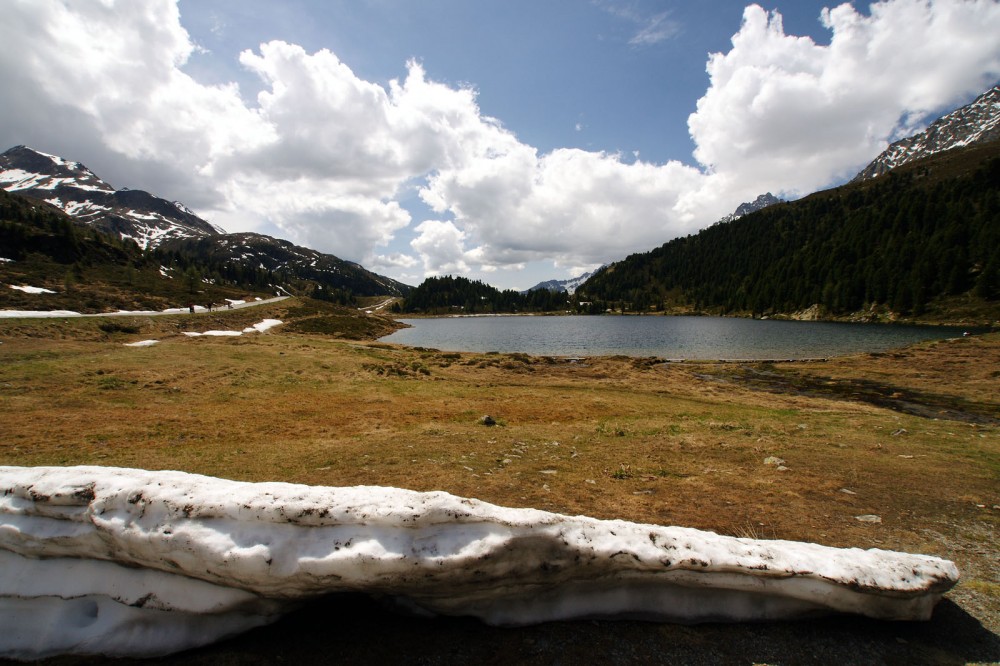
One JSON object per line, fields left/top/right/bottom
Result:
{"left": 579, "top": 142, "right": 1000, "bottom": 321}
{"left": 0, "top": 189, "right": 275, "bottom": 312}
{"left": 402, "top": 275, "right": 571, "bottom": 314}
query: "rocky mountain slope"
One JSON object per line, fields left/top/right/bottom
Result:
{"left": 0, "top": 145, "right": 221, "bottom": 248}
{"left": 853, "top": 85, "right": 1000, "bottom": 181}
{"left": 160, "top": 233, "right": 410, "bottom": 298}
{"left": 0, "top": 145, "right": 409, "bottom": 297}
{"left": 524, "top": 269, "right": 599, "bottom": 295}
{"left": 716, "top": 192, "right": 783, "bottom": 224}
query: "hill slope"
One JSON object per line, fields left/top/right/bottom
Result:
{"left": 578, "top": 141, "right": 1000, "bottom": 323}
{"left": 0, "top": 188, "right": 264, "bottom": 312}
{"left": 0, "top": 145, "right": 221, "bottom": 248}
{"left": 853, "top": 85, "right": 1000, "bottom": 181}
{"left": 1, "top": 145, "right": 410, "bottom": 299}
{"left": 159, "top": 234, "right": 411, "bottom": 299}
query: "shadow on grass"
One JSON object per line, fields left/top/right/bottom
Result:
{"left": 35, "top": 594, "right": 996, "bottom": 666}
{"left": 699, "top": 365, "right": 1000, "bottom": 426}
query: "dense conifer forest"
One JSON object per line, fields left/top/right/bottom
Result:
{"left": 0, "top": 189, "right": 347, "bottom": 310}
{"left": 401, "top": 275, "right": 572, "bottom": 314}
{"left": 578, "top": 143, "right": 1000, "bottom": 318}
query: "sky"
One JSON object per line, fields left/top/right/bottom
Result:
{"left": 2, "top": 1, "right": 999, "bottom": 290}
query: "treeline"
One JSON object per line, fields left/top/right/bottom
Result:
{"left": 153, "top": 245, "right": 296, "bottom": 296}
{"left": 579, "top": 144, "right": 1000, "bottom": 316}
{"left": 0, "top": 190, "right": 140, "bottom": 266}
{"left": 402, "top": 275, "right": 572, "bottom": 314}
{"left": 157, "top": 235, "right": 409, "bottom": 299}
{"left": 0, "top": 190, "right": 284, "bottom": 307}
{"left": 0, "top": 189, "right": 364, "bottom": 305}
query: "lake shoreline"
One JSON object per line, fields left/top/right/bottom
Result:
{"left": 1, "top": 309, "right": 997, "bottom": 664}
{"left": 394, "top": 305, "right": 1000, "bottom": 329}
{"left": 379, "top": 313, "right": 985, "bottom": 361}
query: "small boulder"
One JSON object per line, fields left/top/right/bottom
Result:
{"left": 480, "top": 415, "right": 497, "bottom": 427}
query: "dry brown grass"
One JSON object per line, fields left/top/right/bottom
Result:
{"left": 0, "top": 310, "right": 997, "bottom": 663}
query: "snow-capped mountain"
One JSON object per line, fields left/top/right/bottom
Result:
{"left": 1, "top": 145, "right": 410, "bottom": 297}
{"left": 716, "top": 192, "right": 783, "bottom": 225}
{"left": 160, "top": 233, "right": 411, "bottom": 297}
{"left": 0, "top": 145, "right": 221, "bottom": 248}
{"left": 525, "top": 269, "right": 599, "bottom": 295}
{"left": 853, "top": 85, "right": 1000, "bottom": 181}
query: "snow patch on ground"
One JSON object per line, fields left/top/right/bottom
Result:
{"left": 8, "top": 285, "right": 56, "bottom": 294}
{"left": 0, "top": 466, "right": 959, "bottom": 659}
{"left": 0, "top": 309, "right": 80, "bottom": 318}
{"left": 123, "top": 340, "right": 159, "bottom": 347}
{"left": 183, "top": 330, "right": 242, "bottom": 337}
{"left": 183, "top": 319, "right": 282, "bottom": 337}
{"left": 244, "top": 318, "right": 282, "bottom": 333}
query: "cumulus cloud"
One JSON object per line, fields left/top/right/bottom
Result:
{"left": 410, "top": 220, "right": 476, "bottom": 275}
{"left": 689, "top": 0, "right": 1000, "bottom": 197}
{"left": 0, "top": 0, "right": 266, "bottom": 208}
{"left": 416, "top": 148, "right": 708, "bottom": 273}
{"left": 1, "top": 0, "right": 999, "bottom": 287}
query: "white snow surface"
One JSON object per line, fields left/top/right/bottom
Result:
{"left": 245, "top": 318, "right": 282, "bottom": 333}
{"left": 183, "top": 330, "right": 243, "bottom": 337}
{"left": 0, "top": 309, "right": 80, "bottom": 318}
{"left": 0, "top": 466, "right": 958, "bottom": 659}
{"left": 183, "top": 319, "right": 282, "bottom": 337}
{"left": 123, "top": 340, "right": 159, "bottom": 347}
{"left": 8, "top": 285, "right": 56, "bottom": 294}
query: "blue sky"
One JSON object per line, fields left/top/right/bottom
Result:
{"left": 177, "top": 1, "right": 843, "bottom": 167}
{"left": 2, "top": 1, "right": 1000, "bottom": 289}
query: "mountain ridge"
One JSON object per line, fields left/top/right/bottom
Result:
{"left": 0, "top": 145, "right": 221, "bottom": 247}
{"left": 716, "top": 192, "right": 783, "bottom": 225}
{"left": 853, "top": 85, "right": 1000, "bottom": 181}
{"left": 0, "top": 145, "right": 409, "bottom": 298}
{"left": 524, "top": 269, "right": 599, "bottom": 295}
{"left": 576, "top": 140, "right": 1000, "bottom": 322}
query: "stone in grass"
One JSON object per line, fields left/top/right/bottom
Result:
{"left": 855, "top": 514, "right": 883, "bottom": 523}
{"left": 763, "top": 456, "right": 786, "bottom": 466}
{"left": 480, "top": 415, "right": 497, "bottom": 426}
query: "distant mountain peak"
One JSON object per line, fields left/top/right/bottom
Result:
{"left": 853, "top": 84, "right": 1000, "bottom": 181}
{"left": 525, "top": 268, "right": 600, "bottom": 295}
{"left": 0, "top": 145, "right": 221, "bottom": 248}
{"left": 717, "top": 192, "right": 783, "bottom": 225}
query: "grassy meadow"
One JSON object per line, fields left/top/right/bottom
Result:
{"left": 0, "top": 300, "right": 997, "bottom": 663}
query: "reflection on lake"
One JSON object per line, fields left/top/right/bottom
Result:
{"left": 378, "top": 315, "right": 974, "bottom": 360}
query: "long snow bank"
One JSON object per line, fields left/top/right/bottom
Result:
{"left": 0, "top": 466, "right": 959, "bottom": 659}
{"left": 182, "top": 318, "right": 282, "bottom": 337}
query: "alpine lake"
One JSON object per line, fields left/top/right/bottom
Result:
{"left": 379, "top": 314, "right": 978, "bottom": 360}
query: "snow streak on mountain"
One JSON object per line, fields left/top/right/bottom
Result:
{"left": 854, "top": 85, "right": 1000, "bottom": 181}
{"left": 0, "top": 146, "right": 221, "bottom": 248}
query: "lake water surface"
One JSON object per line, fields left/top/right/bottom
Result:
{"left": 378, "top": 315, "right": 974, "bottom": 359}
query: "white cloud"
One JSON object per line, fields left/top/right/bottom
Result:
{"left": 596, "top": 2, "right": 681, "bottom": 47}
{"left": 415, "top": 148, "right": 708, "bottom": 273}
{"left": 1, "top": 0, "right": 999, "bottom": 289}
{"left": 410, "top": 220, "right": 475, "bottom": 275}
{"left": 371, "top": 252, "right": 420, "bottom": 271}
{"left": 630, "top": 12, "right": 681, "bottom": 46}
{"left": 689, "top": 0, "right": 1000, "bottom": 198}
